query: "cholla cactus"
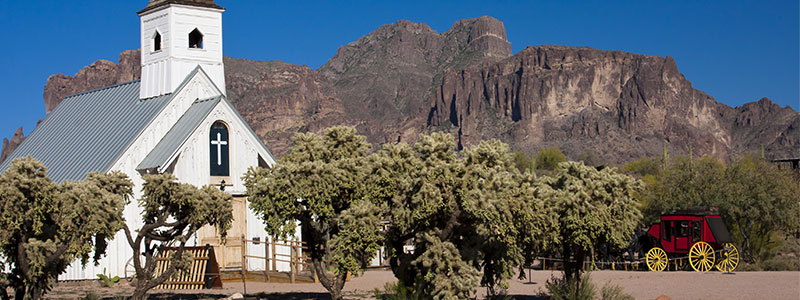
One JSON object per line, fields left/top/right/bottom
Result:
{"left": 0, "top": 157, "right": 130, "bottom": 299}
{"left": 412, "top": 233, "right": 480, "bottom": 300}
{"left": 245, "top": 126, "right": 382, "bottom": 300}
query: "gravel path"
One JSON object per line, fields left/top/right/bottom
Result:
{"left": 44, "top": 269, "right": 800, "bottom": 299}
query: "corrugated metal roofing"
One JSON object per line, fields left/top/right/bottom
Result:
{"left": 137, "top": 96, "right": 221, "bottom": 171}
{"left": 0, "top": 80, "right": 172, "bottom": 182}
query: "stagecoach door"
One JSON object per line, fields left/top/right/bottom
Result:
{"left": 661, "top": 221, "right": 675, "bottom": 252}
{"left": 674, "top": 221, "right": 690, "bottom": 252}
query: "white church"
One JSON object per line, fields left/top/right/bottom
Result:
{"left": 0, "top": 0, "right": 299, "bottom": 280}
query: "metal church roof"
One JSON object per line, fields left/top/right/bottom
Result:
{"left": 0, "top": 80, "right": 172, "bottom": 182}
{"left": 137, "top": 96, "right": 222, "bottom": 171}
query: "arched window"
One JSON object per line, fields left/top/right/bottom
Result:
{"left": 189, "top": 28, "right": 203, "bottom": 49}
{"left": 209, "top": 121, "right": 229, "bottom": 176}
{"left": 153, "top": 30, "right": 162, "bottom": 52}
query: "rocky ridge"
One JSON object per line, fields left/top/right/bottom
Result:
{"left": 3, "top": 16, "right": 797, "bottom": 164}
{"left": 1, "top": 127, "right": 25, "bottom": 163}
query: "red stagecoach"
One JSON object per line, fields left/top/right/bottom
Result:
{"left": 644, "top": 206, "right": 739, "bottom": 272}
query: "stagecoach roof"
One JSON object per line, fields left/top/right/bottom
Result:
{"left": 666, "top": 206, "right": 721, "bottom": 216}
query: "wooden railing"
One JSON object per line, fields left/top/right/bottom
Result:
{"left": 218, "top": 236, "right": 318, "bottom": 283}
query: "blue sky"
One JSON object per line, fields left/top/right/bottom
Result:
{"left": 0, "top": 0, "right": 797, "bottom": 139}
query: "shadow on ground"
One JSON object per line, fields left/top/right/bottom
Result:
{"left": 507, "top": 295, "right": 549, "bottom": 300}
{"left": 147, "top": 294, "right": 229, "bottom": 300}
{"left": 247, "top": 293, "right": 332, "bottom": 300}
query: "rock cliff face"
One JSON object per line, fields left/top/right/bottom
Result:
{"left": 0, "top": 127, "right": 25, "bottom": 163}
{"left": 5, "top": 16, "right": 797, "bottom": 163}
{"left": 725, "top": 98, "right": 799, "bottom": 159}
{"left": 318, "top": 16, "right": 512, "bottom": 145}
{"left": 43, "top": 50, "right": 141, "bottom": 114}
{"left": 429, "top": 45, "right": 736, "bottom": 162}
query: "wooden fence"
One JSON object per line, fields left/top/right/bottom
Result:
{"left": 219, "top": 235, "right": 317, "bottom": 283}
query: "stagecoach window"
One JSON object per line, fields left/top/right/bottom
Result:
{"left": 663, "top": 221, "right": 672, "bottom": 241}
{"left": 692, "top": 221, "right": 701, "bottom": 242}
{"left": 678, "top": 221, "right": 690, "bottom": 237}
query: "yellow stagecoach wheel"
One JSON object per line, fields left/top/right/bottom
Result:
{"left": 716, "top": 243, "right": 739, "bottom": 272}
{"left": 646, "top": 247, "right": 668, "bottom": 272}
{"left": 689, "top": 241, "right": 715, "bottom": 272}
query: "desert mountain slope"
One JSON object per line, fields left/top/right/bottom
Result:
{"left": 3, "top": 17, "right": 796, "bottom": 164}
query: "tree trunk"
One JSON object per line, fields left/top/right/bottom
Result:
{"left": 312, "top": 258, "right": 346, "bottom": 300}
{"left": 329, "top": 285, "right": 344, "bottom": 300}
{"left": 562, "top": 245, "right": 574, "bottom": 283}
{"left": 131, "top": 281, "right": 148, "bottom": 300}
{"left": 388, "top": 239, "right": 416, "bottom": 285}
{"left": 573, "top": 248, "right": 586, "bottom": 291}
{"left": 13, "top": 286, "right": 23, "bottom": 300}
{"left": 28, "top": 287, "right": 43, "bottom": 300}
{"left": 0, "top": 285, "right": 9, "bottom": 300}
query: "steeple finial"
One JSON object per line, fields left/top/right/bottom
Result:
{"left": 139, "top": 0, "right": 223, "bottom": 15}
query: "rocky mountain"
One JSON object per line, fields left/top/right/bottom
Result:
{"left": 1, "top": 127, "right": 25, "bottom": 163}
{"left": 317, "top": 16, "right": 512, "bottom": 145}
{"left": 3, "top": 16, "right": 797, "bottom": 164}
{"left": 43, "top": 50, "right": 141, "bottom": 114}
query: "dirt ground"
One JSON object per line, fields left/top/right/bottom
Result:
{"left": 43, "top": 269, "right": 800, "bottom": 300}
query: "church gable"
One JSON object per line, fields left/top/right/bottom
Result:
{"left": 107, "top": 66, "right": 223, "bottom": 174}
{"left": 146, "top": 97, "right": 275, "bottom": 194}
{"left": 137, "top": 96, "right": 222, "bottom": 172}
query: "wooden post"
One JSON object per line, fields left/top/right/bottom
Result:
{"left": 241, "top": 235, "right": 247, "bottom": 294}
{"left": 296, "top": 241, "right": 303, "bottom": 272}
{"left": 242, "top": 235, "right": 248, "bottom": 272}
{"left": 264, "top": 237, "right": 270, "bottom": 281}
{"left": 289, "top": 240, "right": 296, "bottom": 283}
{"left": 271, "top": 236, "right": 277, "bottom": 271}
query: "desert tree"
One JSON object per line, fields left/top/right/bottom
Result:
{"left": 124, "top": 173, "right": 233, "bottom": 300}
{"left": 538, "top": 161, "right": 642, "bottom": 288}
{"left": 369, "top": 134, "right": 549, "bottom": 298}
{"left": 243, "top": 126, "right": 383, "bottom": 300}
{"left": 0, "top": 157, "right": 130, "bottom": 300}
{"left": 638, "top": 155, "right": 726, "bottom": 224}
{"left": 535, "top": 147, "right": 566, "bottom": 171}
{"left": 459, "top": 140, "right": 555, "bottom": 295}
{"left": 723, "top": 154, "right": 799, "bottom": 262}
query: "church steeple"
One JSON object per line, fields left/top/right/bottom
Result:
{"left": 137, "top": 0, "right": 226, "bottom": 99}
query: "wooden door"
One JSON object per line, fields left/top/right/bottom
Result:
{"left": 198, "top": 195, "right": 247, "bottom": 269}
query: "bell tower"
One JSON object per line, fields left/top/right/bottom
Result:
{"left": 137, "top": 0, "right": 226, "bottom": 99}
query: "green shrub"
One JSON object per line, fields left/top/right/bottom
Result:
{"left": 80, "top": 292, "right": 102, "bottom": 300}
{"left": 546, "top": 274, "right": 596, "bottom": 300}
{"left": 736, "top": 262, "right": 761, "bottom": 271}
{"left": 535, "top": 147, "right": 566, "bottom": 170}
{"left": 760, "top": 255, "right": 800, "bottom": 271}
{"left": 373, "top": 280, "right": 426, "bottom": 300}
{"left": 601, "top": 282, "right": 634, "bottom": 300}
{"left": 97, "top": 268, "right": 121, "bottom": 288}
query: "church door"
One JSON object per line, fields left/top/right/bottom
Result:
{"left": 197, "top": 195, "right": 247, "bottom": 269}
